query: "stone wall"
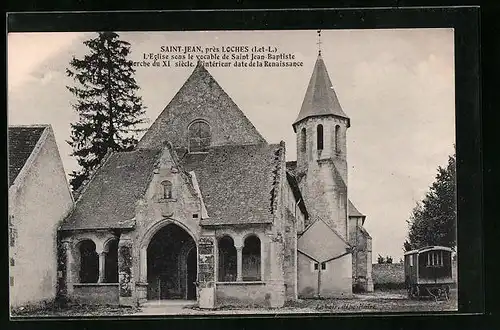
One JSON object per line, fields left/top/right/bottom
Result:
{"left": 283, "top": 210, "right": 297, "bottom": 300}
{"left": 295, "top": 116, "right": 349, "bottom": 240}
{"left": 372, "top": 263, "right": 405, "bottom": 289}
{"left": 216, "top": 282, "right": 270, "bottom": 307}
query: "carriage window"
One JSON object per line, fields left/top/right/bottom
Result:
{"left": 426, "top": 251, "right": 444, "bottom": 267}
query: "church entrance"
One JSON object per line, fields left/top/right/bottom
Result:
{"left": 147, "top": 223, "right": 197, "bottom": 300}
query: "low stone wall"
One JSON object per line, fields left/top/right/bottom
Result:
{"left": 71, "top": 283, "right": 119, "bottom": 305}
{"left": 216, "top": 282, "right": 270, "bottom": 307}
{"left": 372, "top": 263, "right": 405, "bottom": 289}
{"left": 372, "top": 261, "right": 458, "bottom": 289}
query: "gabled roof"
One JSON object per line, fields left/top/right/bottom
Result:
{"left": 8, "top": 125, "right": 47, "bottom": 186}
{"left": 348, "top": 200, "right": 365, "bottom": 218}
{"left": 60, "top": 149, "right": 163, "bottom": 230}
{"left": 137, "top": 62, "right": 266, "bottom": 149}
{"left": 293, "top": 54, "right": 349, "bottom": 130}
{"left": 178, "top": 143, "right": 283, "bottom": 226}
{"left": 298, "top": 217, "right": 351, "bottom": 262}
{"left": 299, "top": 216, "right": 350, "bottom": 247}
{"left": 358, "top": 224, "right": 371, "bottom": 239}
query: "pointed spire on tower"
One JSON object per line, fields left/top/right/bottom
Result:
{"left": 293, "top": 34, "right": 350, "bottom": 131}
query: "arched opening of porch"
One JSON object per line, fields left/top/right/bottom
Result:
{"left": 218, "top": 235, "right": 237, "bottom": 282}
{"left": 146, "top": 223, "right": 197, "bottom": 300}
{"left": 77, "top": 239, "right": 99, "bottom": 283}
{"left": 104, "top": 239, "right": 119, "bottom": 283}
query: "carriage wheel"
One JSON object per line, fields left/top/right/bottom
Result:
{"left": 407, "top": 285, "right": 413, "bottom": 299}
{"left": 415, "top": 285, "right": 421, "bottom": 299}
{"left": 444, "top": 285, "right": 450, "bottom": 301}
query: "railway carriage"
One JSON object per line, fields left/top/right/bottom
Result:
{"left": 404, "top": 246, "right": 454, "bottom": 300}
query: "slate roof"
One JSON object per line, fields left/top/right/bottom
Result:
{"left": 137, "top": 62, "right": 266, "bottom": 149}
{"left": 358, "top": 224, "right": 371, "bottom": 239}
{"left": 348, "top": 200, "right": 365, "bottom": 217}
{"left": 293, "top": 54, "right": 349, "bottom": 130}
{"left": 8, "top": 126, "right": 47, "bottom": 186}
{"left": 178, "top": 143, "right": 282, "bottom": 226}
{"left": 60, "top": 149, "right": 163, "bottom": 230}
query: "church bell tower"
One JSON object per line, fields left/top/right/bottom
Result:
{"left": 292, "top": 31, "right": 351, "bottom": 239}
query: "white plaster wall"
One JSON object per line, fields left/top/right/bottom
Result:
{"left": 9, "top": 129, "right": 73, "bottom": 307}
{"left": 319, "top": 254, "right": 353, "bottom": 297}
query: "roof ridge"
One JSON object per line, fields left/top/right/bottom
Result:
{"left": 299, "top": 214, "right": 351, "bottom": 247}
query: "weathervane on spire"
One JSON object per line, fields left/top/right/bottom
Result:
{"left": 317, "top": 30, "right": 322, "bottom": 56}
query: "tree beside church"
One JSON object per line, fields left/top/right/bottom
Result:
{"left": 405, "top": 152, "right": 457, "bottom": 251}
{"left": 66, "top": 32, "right": 147, "bottom": 191}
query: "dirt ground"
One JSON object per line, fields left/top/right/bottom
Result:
{"left": 11, "top": 289, "right": 457, "bottom": 317}
{"left": 173, "top": 289, "right": 458, "bottom": 315}
{"left": 279, "top": 289, "right": 458, "bottom": 314}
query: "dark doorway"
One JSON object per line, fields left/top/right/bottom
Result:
{"left": 147, "top": 223, "right": 197, "bottom": 300}
{"left": 187, "top": 248, "right": 197, "bottom": 300}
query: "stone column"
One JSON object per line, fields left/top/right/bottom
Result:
{"left": 118, "top": 237, "right": 134, "bottom": 306}
{"left": 98, "top": 252, "right": 106, "bottom": 283}
{"left": 64, "top": 239, "right": 74, "bottom": 294}
{"left": 198, "top": 236, "right": 215, "bottom": 309}
{"left": 260, "top": 240, "right": 265, "bottom": 281}
{"left": 236, "top": 245, "right": 243, "bottom": 281}
{"left": 139, "top": 247, "right": 147, "bottom": 283}
{"left": 58, "top": 239, "right": 73, "bottom": 298}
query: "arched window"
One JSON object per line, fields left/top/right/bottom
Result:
{"left": 78, "top": 240, "right": 99, "bottom": 283}
{"left": 161, "top": 180, "right": 173, "bottom": 199}
{"left": 242, "top": 235, "right": 261, "bottom": 281}
{"left": 188, "top": 121, "right": 211, "bottom": 153}
{"left": 104, "top": 239, "right": 119, "bottom": 283}
{"left": 300, "top": 128, "right": 307, "bottom": 152}
{"left": 218, "top": 236, "right": 237, "bottom": 282}
{"left": 317, "top": 124, "right": 324, "bottom": 151}
{"left": 335, "top": 125, "right": 341, "bottom": 154}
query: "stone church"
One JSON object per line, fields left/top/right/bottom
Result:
{"left": 56, "top": 51, "right": 372, "bottom": 308}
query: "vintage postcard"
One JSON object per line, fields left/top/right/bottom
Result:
{"left": 8, "top": 28, "right": 458, "bottom": 317}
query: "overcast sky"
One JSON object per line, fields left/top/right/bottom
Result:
{"left": 7, "top": 29, "right": 455, "bottom": 261}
